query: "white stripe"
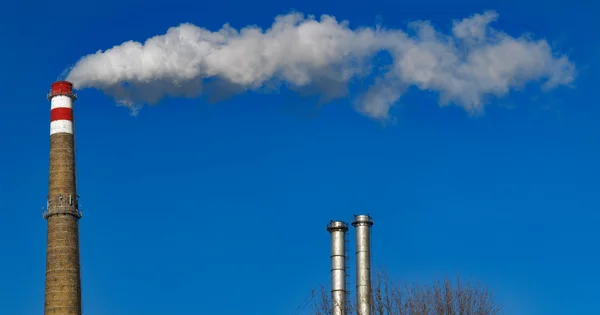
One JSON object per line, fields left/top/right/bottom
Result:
{"left": 50, "top": 120, "right": 73, "bottom": 135}
{"left": 51, "top": 95, "right": 73, "bottom": 109}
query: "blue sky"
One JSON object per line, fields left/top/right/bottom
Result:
{"left": 1, "top": 0, "right": 599, "bottom": 314}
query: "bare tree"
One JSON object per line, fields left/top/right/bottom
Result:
{"left": 312, "top": 270, "right": 501, "bottom": 315}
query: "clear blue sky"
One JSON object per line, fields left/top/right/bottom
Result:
{"left": 1, "top": 0, "right": 598, "bottom": 314}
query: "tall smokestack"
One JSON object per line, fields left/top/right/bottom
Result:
{"left": 327, "top": 221, "right": 349, "bottom": 315}
{"left": 352, "top": 215, "right": 373, "bottom": 315}
{"left": 43, "top": 81, "right": 83, "bottom": 315}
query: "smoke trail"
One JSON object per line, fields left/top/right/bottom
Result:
{"left": 66, "top": 11, "right": 575, "bottom": 120}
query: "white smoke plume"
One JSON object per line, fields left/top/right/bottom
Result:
{"left": 66, "top": 10, "right": 576, "bottom": 120}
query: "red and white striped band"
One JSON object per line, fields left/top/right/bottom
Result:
{"left": 50, "top": 95, "right": 73, "bottom": 135}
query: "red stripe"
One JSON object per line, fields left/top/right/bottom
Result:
{"left": 50, "top": 108, "right": 73, "bottom": 122}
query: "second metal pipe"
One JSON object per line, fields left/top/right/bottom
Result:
{"left": 352, "top": 215, "right": 373, "bottom": 315}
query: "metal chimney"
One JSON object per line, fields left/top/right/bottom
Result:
{"left": 327, "top": 220, "right": 349, "bottom": 315}
{"left": 352, "top": 215, "right": 373, "bottom": 315}
{"left": 43, "top": 81, "right": 83, "bottom": 315}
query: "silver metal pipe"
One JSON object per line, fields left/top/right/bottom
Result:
{"left": 352, "top": 215, "right": 373, "bottom": 315}
{"left": 327, "top": 220, "right": 349, "bottom": 315}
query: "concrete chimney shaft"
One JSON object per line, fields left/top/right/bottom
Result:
{"left": 43, "top": 81, "right": 82, "bottom": 315}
